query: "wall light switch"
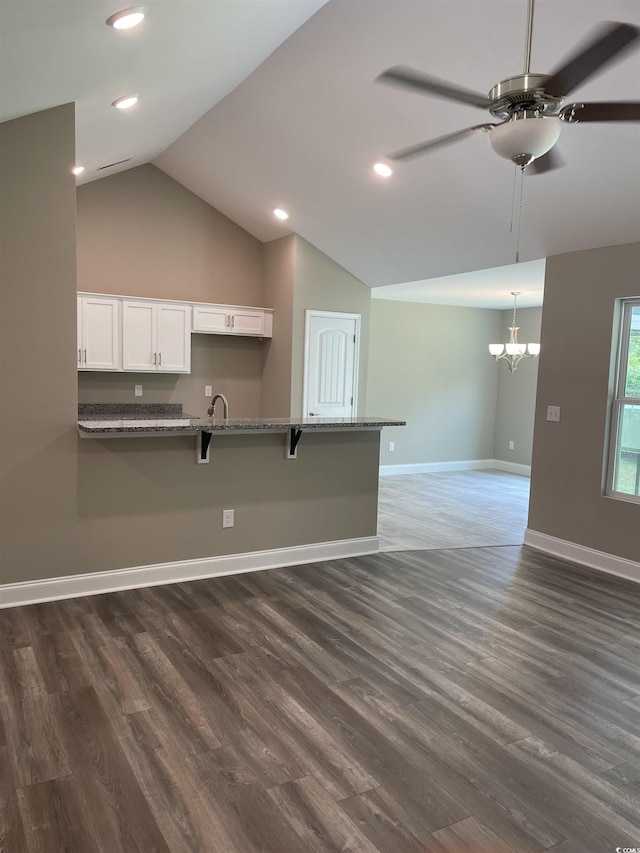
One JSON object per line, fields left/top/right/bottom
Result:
{"left": 508, "top": 440, "right": 515, "bottom": 450}
{"left": 546, "top": 405, "right": 561, "bottom": 422}
{"left": 222, "top": 509, "right": 234, "bottom": 528}
{"left": 134, "top": 385, "right": 143, "bottom": 397}
{"left": 389, "top": 441, "right": 395, "bottom": 452}
{"left": 205, "top": 385, "right": 213, "bottom": 397}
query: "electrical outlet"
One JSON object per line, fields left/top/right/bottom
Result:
{"left": 205, "top": 385, "right": 212, "bottom": 397}
{"left": 134, "top": 385, "right": 142, "bottom": 397}
{"left": 222, "top": 509, "right": 234, "bottom": 528}
{"left": 389, "top": 441, "right": 395, "bottom": 452}
{"left": 546, "top": 405, "right": 561, "bottom": 422}
{"left": 508, "top": 440, "right": 514, "bottom": 450}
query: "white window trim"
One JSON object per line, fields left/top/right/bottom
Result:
{"left": 605, "top": 297, "right": 640, "bottom": 504}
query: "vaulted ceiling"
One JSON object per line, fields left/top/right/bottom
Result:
{"left": 2, "top": 0, "right": 639, "bottom": 307}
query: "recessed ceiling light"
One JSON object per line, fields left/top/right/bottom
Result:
{"left": 112, "top": 94, "right": 139, "bottom": 110}
{"left": 72, "top": 166, "right": 85, "bottom": 176}
{"left": 106, "top": 7, "right": 145, "bottom": 29}
{"left": 373, "top": 162, "right": 394, "bottom": 178}
{"left": 273, "top": 208, "right": 289, "bottom": 220}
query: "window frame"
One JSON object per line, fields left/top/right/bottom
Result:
{"left": 605, "top": 297, "right": 640, "bottom": 504}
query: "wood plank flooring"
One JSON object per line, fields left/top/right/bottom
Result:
{"left": 2, "top": 545, "right": 640, "bottom": 852}
{"left": 378, "top": 470, "right": 530, "bottom": 551}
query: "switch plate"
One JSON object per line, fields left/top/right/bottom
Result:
{"left": 222, "top": 509, "right": 234, "bottom": 528}
{"left": 546, "top": 405, "right": 561, "bottom": 422}
{"left": 205, "top": 385, "right": 212, "bottom": 397}
{"left": 134, "top": 385, "right": 142, "bottom": 397}
{"left": 508, "top": 440, "right": 514, "bottom": 450}
{"left": 389, "top": 441, "right": 395, "bottom": 452}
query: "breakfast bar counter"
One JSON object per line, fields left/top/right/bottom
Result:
{"left": 77, "top": 403, "right": 406, "bottom": 462}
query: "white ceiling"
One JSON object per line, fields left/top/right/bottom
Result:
{"left": 2, "top": 0, "right": 639, "bottom": 307}
{"left": 0, "top": 0, "right": 327, "bottom": 175}
{"left": 372, "top": 260, "right": 546, "bottom": 309}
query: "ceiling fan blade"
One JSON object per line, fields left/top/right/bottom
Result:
{"left": 544, "top": 21, "right": 640, "bottom": 96}
{"left": 527, "top": 149, "right": 564, "bottom": 175}
{"left": 377, "top": 66, "right": 492, "bottom": 108}
{"left": 388, "top": 124, "right": 497, "bottom": 161}
{"left": 559, "top": 101, "right": 640, "bottom": 122}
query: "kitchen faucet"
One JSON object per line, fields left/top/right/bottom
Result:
{"left": 207, "top": 392, "right": 229, "bottom": 419}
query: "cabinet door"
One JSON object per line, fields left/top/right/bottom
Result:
{"left": 192, "top": 305, "right": 230, "bottom": 333}
{"left": 122, "top": 301, "right": 156, "bottom": 371}
{"left": 79, "top": 296, "right": 121, "bottom": 370}
{"left": 157, "top": 303, "right": 191, "bottom": 373}
{"left": 229, "top": 308, "right": 265, "bottom": 336}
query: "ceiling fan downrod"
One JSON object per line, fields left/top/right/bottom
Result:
{"left": 523, "top": 0, "right": 535, "bottom": 75}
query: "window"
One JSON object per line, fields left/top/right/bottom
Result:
{"left": 607, "top": 298, "right": 640, "bottom": 502}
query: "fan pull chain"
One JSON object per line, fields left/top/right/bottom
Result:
{"left": 515, "top": 165, "right": 525, "bottom": 263}
{"left": 509, "top": 164, "right": 518, "bottom": 233}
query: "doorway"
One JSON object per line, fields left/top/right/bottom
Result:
{"left": 303, "top": 310, "right": 360, "bottom": 418}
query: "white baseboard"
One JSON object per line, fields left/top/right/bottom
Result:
{"left": 524, "top": 529, "right": 640, "bottom": 584}
{"left": 493, "top": 459, "right": 532, "bottom": 476}
{"left": 0, "top": 536, "right": 379, "bottom": 610}
{"left": 379, "top": 459, "right": 530, "bottom": 477}
{"left": 379, "top": 459, "right": 494, "bottom": 476}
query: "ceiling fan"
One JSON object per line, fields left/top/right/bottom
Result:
{"left": 377, "top": 0, "right": 640, "bottom": 173}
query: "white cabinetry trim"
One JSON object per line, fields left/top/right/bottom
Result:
{"left": 0, "top": 537, "right": 379, "bottom": 608}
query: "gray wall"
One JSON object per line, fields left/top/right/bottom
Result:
{"left": 493, "top": 306, "right": 542, "bottom": 466}
{"left": 261, "top": 235, "right": 295, "bottom": 418}
{"left": 1, "top": 104, "right": 79, "bottom": 585}
{"left": 77, "top": 164, "right": 263, "bottom": 305}
{"left": 291, "top": 237, "right": 371, "bottom": 418}
{"left": 0, "top": 108, "right": 379, "bottom": 586}
{"left": 367, "top": 300, "right": 502, "bottom": 466}
{"left": 528, "top": 242, "right": 640, "bottom": 562}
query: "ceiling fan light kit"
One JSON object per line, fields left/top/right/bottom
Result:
{"left": 489, "top": 112, "right": 561, "bottom": 166}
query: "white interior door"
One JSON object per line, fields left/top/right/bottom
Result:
{"left": 303, "top": 310, "right": 360, "bottom": 418}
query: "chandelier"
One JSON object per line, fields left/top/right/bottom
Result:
{"left": 489, "top": 291, "right": 540, "bottom": 372}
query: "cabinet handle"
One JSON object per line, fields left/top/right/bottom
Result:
{"left": 226, "top": 314, "right": 230, "bottom": 327}
{"left": 231, "top": 315, "right": 235, "bottom": 328}
{"left": 78, "top": 348, "right": 82, "bottom": 363}
{"left": 158, "top": 352, "right": 162, "bottom": 366}
{"left": 153, "top": 352, "right": 157, "bottom": 365}
{"left": 84, "top": 349, "right": 87, "bottom": 363}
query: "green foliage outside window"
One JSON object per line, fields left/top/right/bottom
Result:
{"left": 626, "top": 326, "right": 640, "bottom": 398}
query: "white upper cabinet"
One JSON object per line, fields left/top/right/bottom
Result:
{"left": 78, "top": 293, "right": 273, "bottom": 374}
{"left": 77, "top": 295, "right": 121, "bottom": 371}
{"left": 122, "top": 301, "right": 191, "bottom": 373}
{"left": 192, "top": 304, "right": 273, "bottom": 338}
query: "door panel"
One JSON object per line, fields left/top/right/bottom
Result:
{"left": 304, "top": 312, "right": 359, "bottom": 418}
{"left": 157, "top": 304, "right": 191, "bottom": 373}
{"left": 122, "top": 301, "right": 156, "bottom": 371}
{"left": 80, "top": 296, "right": 120, "bottom": 370}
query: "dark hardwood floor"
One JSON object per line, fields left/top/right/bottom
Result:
{"left": 2, "top": 545, "right": 640, "bottom": 852}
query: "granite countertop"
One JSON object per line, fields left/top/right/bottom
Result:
{"left": 77, "top": 404, "right": 405, "bottom": 435}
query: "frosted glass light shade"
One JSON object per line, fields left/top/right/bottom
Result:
{"left": 489, "top": 116, "right": 561, "bottom": 163}
{"left": 489, "top": 344, "right": 505, "bottom": 356}
{"left": 527, "top": 343, "right": 541, "bottom": 356}
{"left": 506, "top": 343, "right": 526, "bottom": 355}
